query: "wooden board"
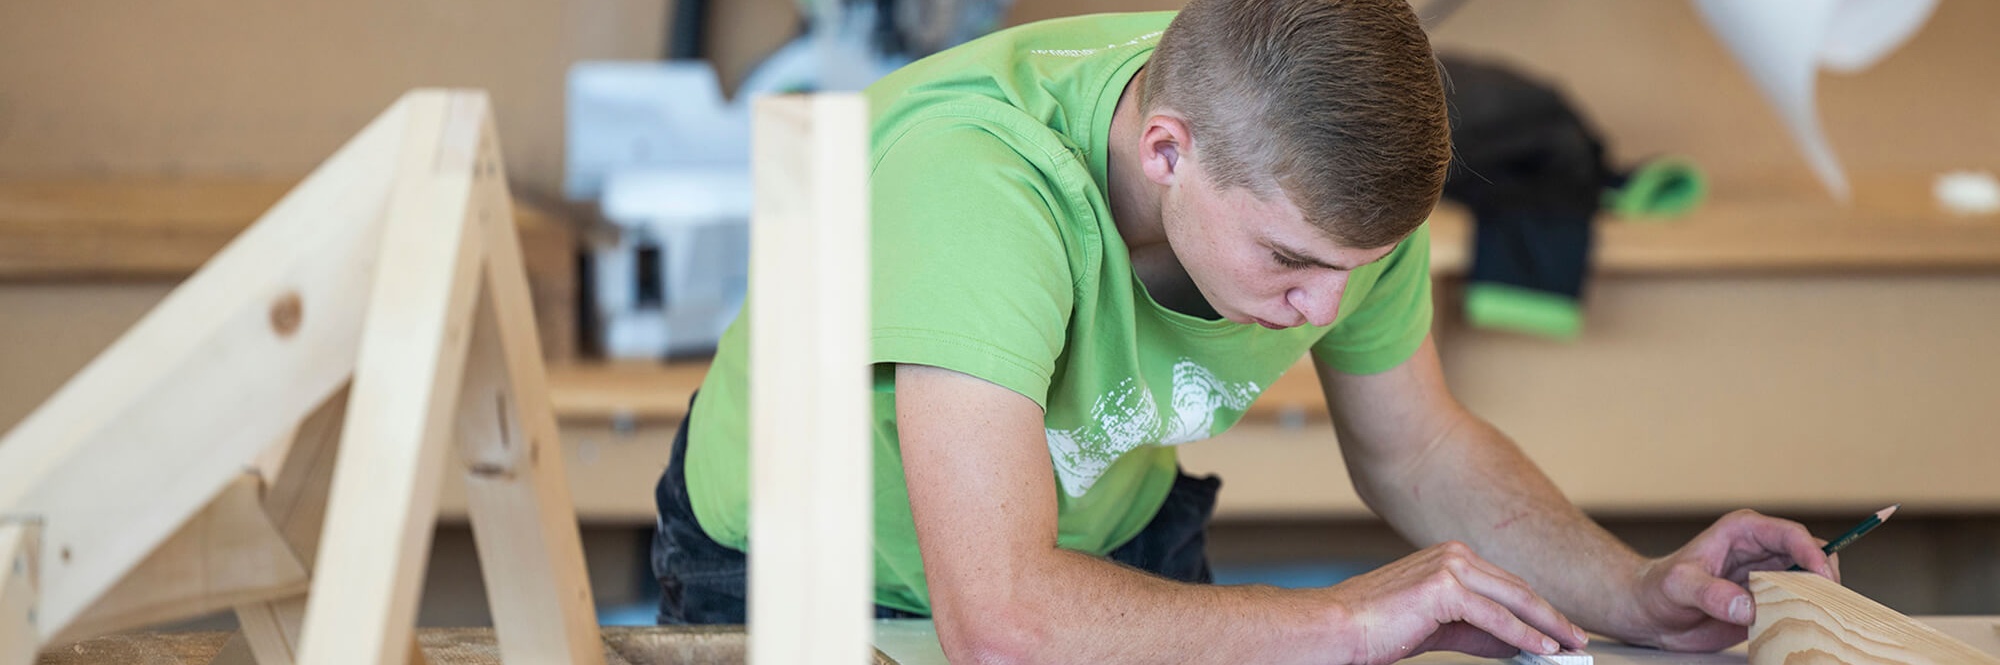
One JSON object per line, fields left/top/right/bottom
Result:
{"left": 53, "top": 475, "right": 307, "bottom": 645}
{"left": 24, "top": 619, "right": 2000, "bottom": 665}
{"left": 451, "top": 136, "right": 604, "bottom": 664}
{"left": 223, "top": 387, "right": 347, "bottom": 665}
{"left": 294, "top": 91, "right": 492, "bottom": 665}
{"left": 746, "top": 94, "right": 874, "bottom": 665}
{"left": 2, "top": 521, "right": 39, "bottom": 665}
{"left": 1748, "top": 571, "right": 2000, "bottom": 664}
{"left": 0, "top": 92, "right": 408, "bottom": 643}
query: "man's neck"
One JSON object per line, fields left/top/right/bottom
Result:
{"left": 1105, "top": 69, "right": 1216, "bottom": 319}
{"left": 1107, "top": 68, "right": 1165, "bottom": 254}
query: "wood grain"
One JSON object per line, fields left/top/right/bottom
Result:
{"left": 53, "top": 475, "right": 308, "bottom": 646}
{"left": 1749, "top": 571, "right": 2000, "bottom": 664}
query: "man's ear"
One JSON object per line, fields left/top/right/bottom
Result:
{"left": 1139, "top": 113, "right": 1192, "bottom": 187}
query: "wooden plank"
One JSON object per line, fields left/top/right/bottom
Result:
{"left": 747, "top": 94, "right": 873, "bottom": 665}
{"left": 295, "top": 90, "right": 491, "bottom": 665}
{"left": 0, "top": 95, "right": 408, "bottom": 642}
{"left": 1, "top": 521, "right": 40, "bottom": 665}
{"left": 1749, "top": 571, "right": 2000, "bottom": 664}
{"left": 226, "top": 387, "right": 349, "bottom": 665}
{"left": 54, "top": 475, "right": 308, "bottom": 645}
{"left": 230, "top": 601, "right": 305, "bottom": 665}
{"left": 452, "top": 116, "right": 604, "bottom": 665}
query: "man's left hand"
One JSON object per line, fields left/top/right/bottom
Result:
{"left": 1624, "top": 509, "right": 1834, "bottom": 651}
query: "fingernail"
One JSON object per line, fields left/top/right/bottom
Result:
{"left": 1573, "top": 627, "right": 1589, "bottom": 646}
{"left": 1542, "top": 638, "right": 1559, "bottom": 654}
{"left": 1729, "top": 595, "right": 1752, "bottom": 624}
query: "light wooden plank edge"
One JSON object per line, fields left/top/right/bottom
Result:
{"left": 1748, "top": 571, "right": 2000, "bottom": 664}
{"left": 0, "top": 520, "right": 41, "bottom": 665}
{"left": 747, "top": 93, "right": 874, "bottom": 665}
{"left": 296, "top": 89, "right": 491, "bottom": 665}
{"left": 453, "top": 113, "right": 605, "bottom": 664}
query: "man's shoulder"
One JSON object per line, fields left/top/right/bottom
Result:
{"left": 865, "top": 11, "right": 1172, "bottom": 143}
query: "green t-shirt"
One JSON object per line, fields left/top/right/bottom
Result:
{"left": 683, "top": 11, "right": 1434, "bottom": 615}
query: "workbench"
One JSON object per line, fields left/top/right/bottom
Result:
{"left": 34, "top": 616, "right": 2000, "bottom": 664}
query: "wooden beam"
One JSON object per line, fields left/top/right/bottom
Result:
{"left": 296, "top": 90, "right": 492, "bottom": 665}
{"left": 53, "top": 474, "right": 308, "bottom": 645}
{"left": 0, "top": 93, "right": 407, "bottom": 642}
{"left": 453, "top": 117, "right": 604, "bottom": 665}
{"left": 225, "top": 387, "right": 349, "bottom": 665}
{"left": 1749, "top": 571, "right": 2000, "bottom": 664}
{"left": 747, "top": 94, "right": 873, "bottom": 665}
{"left": 1, "top": 520, "right": 40, "bottom": 665}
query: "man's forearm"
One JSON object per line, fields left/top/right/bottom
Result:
{"left": 936, "top": 547, "right": 1350, "bottom": 664}
{"left": 1351, "top": 412, "right": 1649, "bottom": 639}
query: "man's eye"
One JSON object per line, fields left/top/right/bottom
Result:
{"left": 1272, "top": 252, "right": 1314, "bottom": 269}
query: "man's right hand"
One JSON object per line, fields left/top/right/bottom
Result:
{"left": 1322, "top": 541, "right": 1589, "bottom": 665}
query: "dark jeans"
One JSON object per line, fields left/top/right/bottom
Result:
{"left": 652, "top": 394, "right": 1223, "bottom": 624}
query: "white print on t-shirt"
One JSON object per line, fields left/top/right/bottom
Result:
{"left": 1043, "top": 358, "right": 1259, "bottom": 497}
{"left": 1027, "top": 31, "right": 1163, "bottom": 58}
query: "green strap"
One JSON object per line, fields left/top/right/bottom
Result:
{"left": 1605, "top": 157, "right": 1707, "bottom": 220}
{"left": 1465, "top": 283, "right": 1582, "bottom": 341}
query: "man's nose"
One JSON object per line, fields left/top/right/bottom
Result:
{"left": 1288, "top": 288, "right": 1336, "bottom": 330}
{"left": 1286, "top": 279, "right": 1344, "bottom": 328}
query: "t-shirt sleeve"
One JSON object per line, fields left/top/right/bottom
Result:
{"left": 1310, "top": 222, "right": 1434, "bottom": 375}
{"left": 869, "top": 121, "right": 1075, "bottom": 408}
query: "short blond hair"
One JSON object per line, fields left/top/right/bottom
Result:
{"left": 1141, "top": 0, "right": 1450, "bottom": 248}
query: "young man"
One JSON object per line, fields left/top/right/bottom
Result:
{"left": 654, "top": 0, "right": 1837, "bottom": 662}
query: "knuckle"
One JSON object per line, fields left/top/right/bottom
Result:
{"left": 1428, "top": 568, "right": 1461, "bottom": 590}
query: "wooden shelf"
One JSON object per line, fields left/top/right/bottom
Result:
{"left": 0, "top": 178, "right": 582, "bottom": 359}
{"left": 1429, "top": 175, "right": 2000, "bottom": 275}
{"left": 0, "top": 179, "right": 578, "bottom": 280}
{"left": 547, "top": 361, "right": 713, "bottom": 422}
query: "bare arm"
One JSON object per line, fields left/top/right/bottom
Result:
{"left": 898, "top": 362, "right": 1580, "bottom": 664}
{"left": 898, "top": 364, "right": 1336, "bottom": 663}
{"left": 1318, "top": 334, "right": 1831, "bottom": 650}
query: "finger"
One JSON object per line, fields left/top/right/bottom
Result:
{"left": 1660, "top": 562, "right": 1756, "bottom": 625}
{"left": 1444, "top": 557, "right": 1588, "bottom": 649}
{"left": 1680, "top": 564, "right": 1760, "bottom": 624}
{"left": 1447, "top": 590, "right": 1567, "bottom": 656}
{"left": 1827, "top": 551, "right": 1842, "bottom": 583}
{"left": 1420, "top": 622, "right": 1521, "bottom": 659}
{"left": 1735, "top": 516, "right": 1831, "bottom": 577}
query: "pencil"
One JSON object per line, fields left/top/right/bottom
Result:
{"left": 1789, "top": 503, "right": 1899, "bottom": 571}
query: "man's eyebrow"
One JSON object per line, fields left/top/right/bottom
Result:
{"left": 1268, "top": 239, "right": 1388, "bottom": 272}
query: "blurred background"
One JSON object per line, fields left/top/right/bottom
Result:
{"left": 2, "top": 0, "right": 1996, "bottom": 631}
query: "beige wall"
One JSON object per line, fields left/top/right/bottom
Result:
{"left": 1001, "top": 0, "right": 1999, "bottom": 191}
{"left": 7, "top": 1, "right": 1989, "bottom": 198}
{"left": 0, "top": 0, "right": 671, "bottom": 199}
